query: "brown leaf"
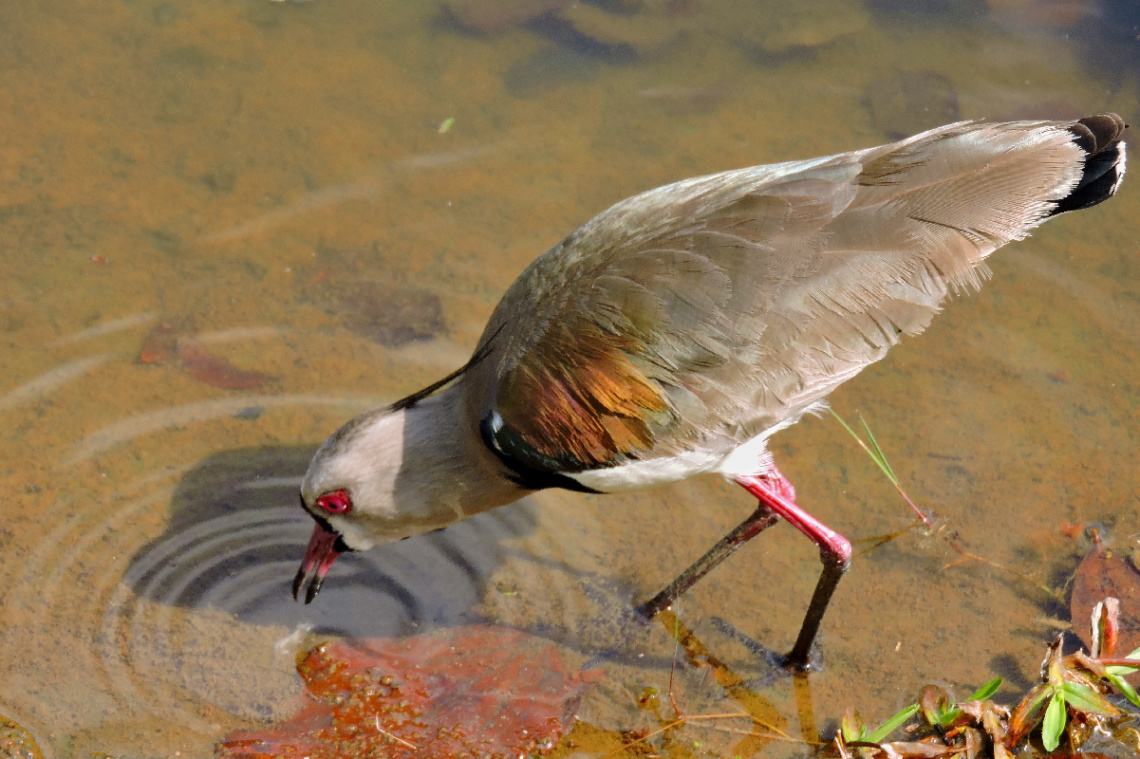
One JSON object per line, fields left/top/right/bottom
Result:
{"left": 216, "top": 625, "right": 600, "bottom": 759}
{"left": 1071, "top": 544, "right": 1140, "bottom": 656}
{"left": 878, "top": 740, "right": 961, "bottom": 758}
{"left": 1007, "top": 683, "right": 1050, "bottom": 746}
{"left": 962, "top": 726, "right": 983, "bottom": 759}
{"left": 918, "top": 684, "right": 952, "bottom": 726}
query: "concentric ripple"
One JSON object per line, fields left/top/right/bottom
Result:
{"left": 1, "top": 392, "right": 630, "bottom": 749}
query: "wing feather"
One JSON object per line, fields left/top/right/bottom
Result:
{"left": 465, "top": 118, "right": 1113, "bottom": 475}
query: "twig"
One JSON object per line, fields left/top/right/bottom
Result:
{"left": 374, "top": 716, "right": 417, "bottom": 749}
{"left": 603, "top": 712, "right": 802, "bottom": 758}
{"left": 667, "top": 606, "right": 684, "bottom": 719}
{"left": 709, "top": 723, "right": 825, "bottom": 745}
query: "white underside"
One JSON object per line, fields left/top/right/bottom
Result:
{"left": 568, "top": 401, "right": 827, "bottom": 492}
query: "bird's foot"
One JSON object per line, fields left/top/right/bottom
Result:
{"left": 709, "top": 616, "right": 823, "bottom": 677}
{"left": 767, "top": 647, "right": 822, "bottom": 673}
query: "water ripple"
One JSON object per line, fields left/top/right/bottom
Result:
{"left": 47, "top": 310, "right": 160, "bottom": 347}
{"left": 0, "top": 353, "right": 116, "bottom": 410}
{"left": 63, "top": 395, "right": 379, "bottom": 465}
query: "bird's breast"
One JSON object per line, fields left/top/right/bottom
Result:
{"left": 565, "top": 447, "right": 724, "bottom": 492}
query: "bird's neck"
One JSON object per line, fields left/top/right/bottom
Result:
{"left": 369, "top": 382, "right": 527, "bottom": 537}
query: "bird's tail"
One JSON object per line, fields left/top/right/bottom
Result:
{"left": 1051, "top": 113, "right": 1127, "bottom": 216}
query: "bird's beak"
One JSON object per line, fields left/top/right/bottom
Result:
{"left": 292, "top": 521, "right": 344, "bottom": 604}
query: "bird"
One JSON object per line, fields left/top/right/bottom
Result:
{"left": 292, "top": 114, "right": 1127, "bottom": 669}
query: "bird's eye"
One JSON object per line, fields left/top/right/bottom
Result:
{"left": 315, "top": 489, "right": 352, "bottom": 515}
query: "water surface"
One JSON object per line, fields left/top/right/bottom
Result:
{"left": 0, "top": 1, "right": 1137, "bottom": 756}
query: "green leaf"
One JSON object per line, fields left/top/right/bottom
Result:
{"left": 1041, "top": 693, "right": 1066, "bottom": 752}
{"left": 865, "top": 704, "right": 920, "bottom": 743}
{"left": 1105, "top": 672, "right": 1140, "bottom": 710}
{"left": 1059, "top": 682, "right": 1117, "bottom": 716}
{"left": 967, "top": 677, "right": 1003, "bottom": 702}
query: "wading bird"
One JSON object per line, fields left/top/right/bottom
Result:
{"left": 293, "top": 114, "right": 1126, "bottom": 669}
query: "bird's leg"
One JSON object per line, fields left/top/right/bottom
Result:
{"left": 638, "top": 465, "right": 851, "bottom": 670}
{"left": 638, "top": 478, "right": 783, "bottom": 619}
{"left": 736, "top": 467, "right": 852, "bottom": 670}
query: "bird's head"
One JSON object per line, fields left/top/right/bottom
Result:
{"left": 291, "top": 404, "right": 415, "bottom": 604}
{"left": 291, "top": 387, "right": 528, "bottom": 604}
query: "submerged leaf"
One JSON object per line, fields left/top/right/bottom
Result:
{"left": 877, "top": 740, "right": 960, "bottom": 758}
{"left": 1071, "top": 543, "right": 1140, "bottom": 656}
{"left": 217, "top": 625, "right": 600, "bottom": 759}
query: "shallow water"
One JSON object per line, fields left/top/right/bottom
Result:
{"left": 0, "top": 1, "right": 1137, "bottom": 756}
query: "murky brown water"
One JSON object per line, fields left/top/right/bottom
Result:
{"left": 1, "top": 1, "right": 1137, "bottom": 756}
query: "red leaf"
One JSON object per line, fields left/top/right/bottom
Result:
{"left": 217, "top": 625, "right": 601, "bottom": 759}
{"left": 136, "top": 322, "right": 273, "bottom": 390}
{"left": 176, "top": 339, "right": 273, "bottom": 390}
{"left": 1070, "top": 544, "right": 1140, "bottom": 657}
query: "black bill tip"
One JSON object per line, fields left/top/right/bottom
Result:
{"left": 292, "top": 563, "right": 310, "bottom": 603}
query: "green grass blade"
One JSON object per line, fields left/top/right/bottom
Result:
{"left": 967, "top": 677, "right": 1003, "bottom": 702}
{"left": 830, "top": 410, "right": 895, "bottom": 485}
{"left": 831, "top": 409, "right": 930, "bottom": 524}
{"left": 865, "top": 704, "right": 920, "bottom": 743}
{"left": 859, "top": 413, "right": 899, "bottom": 486}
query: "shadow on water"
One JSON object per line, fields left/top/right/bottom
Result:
{"left": 123, "top": 445, "right": 543, "bottom": 639}
{"left": 122, "top": 444, "right": 702, "bottom": 671}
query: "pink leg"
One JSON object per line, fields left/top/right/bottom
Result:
{"left": 638, "top": 464, "right": 850, "bottom": 670}
{"left": 736, "top": 467, "right": 852, "bottom": 668}
{"left": 736, "top": 467, "right": 852, "bottom": 571}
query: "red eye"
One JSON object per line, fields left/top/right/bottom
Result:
{"left": 315, "top": 489, "right": 352, "bottom": 515}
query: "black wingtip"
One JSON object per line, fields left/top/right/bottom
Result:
{"left": 1052, "top": 113, "right": 1128, "bottom": 216}
{"left": 1068, "top": 113, "right": 1127, "bottom": 155}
